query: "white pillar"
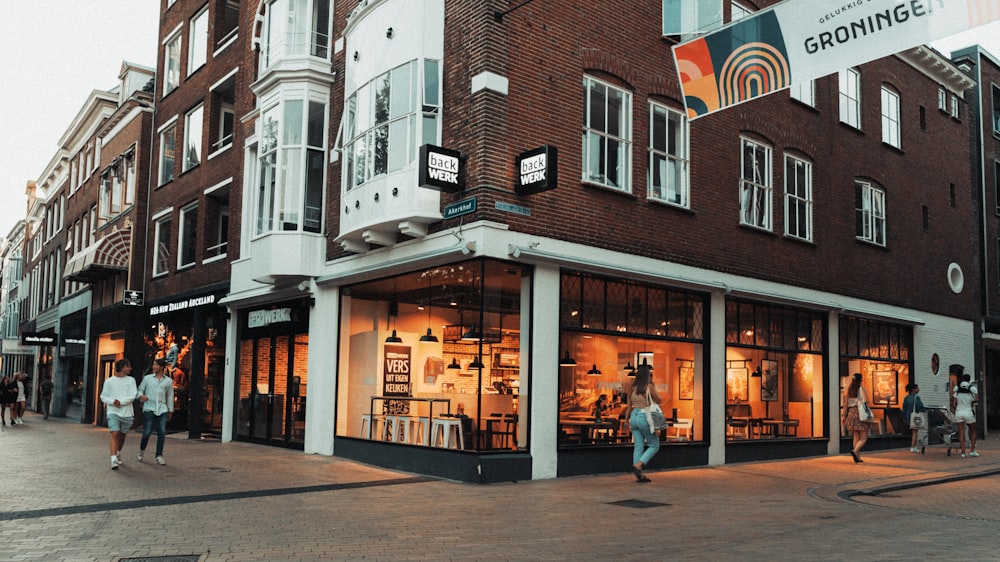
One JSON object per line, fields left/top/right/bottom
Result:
{"left": 530, "top": 263, "right": 560, "bottom": 479}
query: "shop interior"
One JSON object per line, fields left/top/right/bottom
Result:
{"left": 338, "top": 259, "right": 527, "bottom": 451}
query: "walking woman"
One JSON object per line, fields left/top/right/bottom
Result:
{"left": 624, "top": 363, "right": 662, "bottom": 482}
{"left": 0, "top": 374, "right": 15, "bottom": 426}
{"left": 842, "top": 372, "right": 870, "bottom": 463}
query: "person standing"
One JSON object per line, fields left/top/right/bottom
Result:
{"left": 952, "top": 374, "right": 979, "bottom": 458}
{"left": 901, "top": 383, "right": 926, "bottom": 453}
{"left": 100, "top": 359, "right": 138, "bottom": 470}
{"left": 14, "top": 372, "right": 27, "bottom": 424}
{"left": 137, "top": 358, "right": 174, "bottom": 465}
{"left": 0, "top": 374, "right": 16, "bottom": 426}
{"left": 842, "top": 372, "right": 871, "bottom": 463}
{"left": 624, "top": 364, "right": 661, "bottom": 482}
{"left": 40, "top": 374, "right": 54, "bottom": 420}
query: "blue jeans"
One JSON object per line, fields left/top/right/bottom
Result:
{"left": 140, "top": 410, "right": 168, "bottom": 456}
{"left": 630, "top": 409, "right": 661, "bottom": 466}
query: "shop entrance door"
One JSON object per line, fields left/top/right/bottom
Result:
{"left": 236, "top": 333, "right": 307, "bottom": 447}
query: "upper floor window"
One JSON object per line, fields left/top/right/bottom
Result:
{"left": 839, "top": 68, "right": 861, "bottom": 129}
{"left": 159, "top": 122, "right": 177, "bottom": 185}
{"left": 790, "top": 80, "right": 814, "bottom": 107}
{"left": 205, "top": 181, "right": 230, "bottom": 260}
{"left": 210, "top": 71, "right": 237, "bottom": 155}
{"left": 648, "top": 102, "right": 688, "bottom": 208}
{"left": 254, "top": 95, "right": 327, "bottom": 235}
{"left": 740, "top": 137, "right": 772, "bottom": 230}
{"left": 344, "top": 60, "right": 439, "bottom": 191}
{"left": 880, "top": 86, "right": 901, "bottom": 148}
{"left": 179, "top": 202, "right": 199, "bottom": 268}
{"left": 731, "top": 1, "right": 753, "bottom": 21}
{"left": 188, "top": 7, "right": 209, "bottom": 75}
{"left": 583, "top": 76, "right": 631, "bottom": 191}
{"left": 950, "top": 94, "right": 961, "bottom": 119}
{"left": 991, "top": 85, "right": 1000, "bottom": 134}
{"left": 938, "top": 87, "right": 948, "bottom": 112}
{"left": 855, "top": 180, "right": 886, "bottom": 246}
{"left": 218, "top": 0, "right": 240, "bottom": 48}
{"left": 184, "top": 105, "right": 204, "bottom": 172}
{"left": 98, "top": 150, "right": 136, "bottom": 225}
{"left": 663, "top": 0, "right": 722, "bottom": 36}
{"left": 784, "top": 154, "right": 812, "bottom": 242}
{"left": 259, "top": 0, "right": 331, "bottom": 71}
{"left": 164, "top": 29, "right": 182, "bottom": 95}
{"left": 154, "top": 216, "right": 172, "bottom": 276}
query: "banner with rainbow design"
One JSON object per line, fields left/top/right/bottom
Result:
{"left": 674, "top": 0, "right": 1000, "bottom": 119}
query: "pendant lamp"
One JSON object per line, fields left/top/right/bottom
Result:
{"left": 419, "top": 276, "right": 438, "bottom": 343}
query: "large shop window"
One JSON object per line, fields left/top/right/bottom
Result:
{"left": 839, "top": 316, "right": 912, "bottom": 438}
{"left": 558, "top": 272, "right": 707, "bottom": 447}
{"left": 725, "top": 299, "right": 825, "bottom": 440}
{"left": 338, "top": 259, "right": 528, "bottom": 452}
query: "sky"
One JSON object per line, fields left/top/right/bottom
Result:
{"left": 0, "top": 3, "right": 1000, "bottom": 243}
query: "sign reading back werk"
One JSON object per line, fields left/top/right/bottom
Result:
{"left": 419, "top": 144, "right": 464, "bottom": 193}
{"left": 516, "top": 145, "right": 558, "bottom": 195}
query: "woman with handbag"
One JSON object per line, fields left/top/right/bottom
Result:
{"left": 902, "top": 383, "right": 926, "bottom": 453}
{"left": 624, "top": 363, "right": 662, "bottom": 482}
{"left": 842, "top": 372, "right": 871, "bottom": 463}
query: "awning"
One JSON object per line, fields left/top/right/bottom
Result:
{"left": 64, "top": 228, "right": 131, "bottom": 283}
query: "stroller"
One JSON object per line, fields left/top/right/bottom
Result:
{"left": 917, "top": 406, "right": 959, "bottom": 455}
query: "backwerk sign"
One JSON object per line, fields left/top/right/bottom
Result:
{"left": 516, "top": 145, "right": 558, "bottom": 195}
{"left": 673, "top": 0, "right": 1000, "bottom": 119}
{"left": 419, "top": 144, "right": 464, "bottom": 193}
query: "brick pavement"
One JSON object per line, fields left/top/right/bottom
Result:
{"left": 2, "top": 412, "right": 999, "bottom": 561}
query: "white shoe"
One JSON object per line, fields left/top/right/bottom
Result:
{"left": 969, "top": 451, "right": 980, "bottom": 457}
{"left": 137, "top": 451, "right": 144, "bottom": 462}
{"left": 961, "top": 452, "right": 967, "bottom": 458}
{"left": 910, "top": 447, "right": 918, "bottom": 453}
{"left": 111, "top": 456, "right": 120, "bottom": 470}
{"left": 156, "top": 455, "right": 165, "bottom": 465}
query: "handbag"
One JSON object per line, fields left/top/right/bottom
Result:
{"left": 645, "top": 388, "right": 669, "bottom": 431}
{"left": 857, "top": 399, "right": 874, "bottom": 423}
{"left": 910, "top": 411, "right": 927, "bottom": 429}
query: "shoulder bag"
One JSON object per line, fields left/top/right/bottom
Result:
{"left": 909, "top": 410, "right": 927, "bottom": 429}
{"left": 857, "top": 399, "right": 874, "bottom": 423}
{"left": 645, "top": 388, "right": 669, "bottom": 431}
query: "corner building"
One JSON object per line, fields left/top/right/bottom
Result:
{"left": 219, "top": 0, "right": 981, "bottom": 481}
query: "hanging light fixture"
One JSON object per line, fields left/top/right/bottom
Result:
{"left": 623, "top": 339, "right": 636, "bottom": 376}
{"left": 587, "top": 336, "right": 602, "bottom": 376}
{"left": 559, "top": 350, "right": 577, "bottom": 366}
{"left": 447, "top": 357, "right": 462, "bottom": 370}
{"left": 460, "top": 324, "right": 483, "bottom": 341}
{"left": 469, "top": 355, "right": 485, "bottom": 369}
{"left": 385, "top": 286, "right": 402, "bottom": 343}
{"left": 419, "top": 275, "right": 438, "bottom": 343}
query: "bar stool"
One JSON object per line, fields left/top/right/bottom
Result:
{"left": 408, "top": 416, "right": 430, "bottom": 445}
{"left": 431, "top": 417, "right": 463, "bottom": 449}
{"left": 384, "top": 415, "right": 410, "bottom": 443}
{"left": 360, "top": 414, "right": 384, "bottom": 439}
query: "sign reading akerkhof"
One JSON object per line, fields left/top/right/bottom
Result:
{"left": 419, "top": 144, "right": 464, "bottom": 193}
{"left": 516, "top": 145, "right": 558, "bottom": 195}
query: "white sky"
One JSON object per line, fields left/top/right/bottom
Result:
{"left": 0, "top": 0, "right": 160, "bottom": 241}
{"left": 0, "top": 3, "right": 998, "bottom": 243}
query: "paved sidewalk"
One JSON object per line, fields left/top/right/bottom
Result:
{"left": 2, "top": 412, "right": 998, "bottom": 561}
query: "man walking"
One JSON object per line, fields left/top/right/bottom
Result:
{"left": 40, "top": 374, "right": 54, "bottom": 419}
{"left": 137, "top": 358, "right": 174, "bottom": 465}
{"left": 99, "top": 359, "right": 138, "bottom": 470}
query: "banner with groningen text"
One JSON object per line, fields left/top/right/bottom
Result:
{"left": 673, "top": 0, "right": 1000, "bottom": 120}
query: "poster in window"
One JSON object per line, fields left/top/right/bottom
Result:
{"left": 760, "top": 360, "right": 778, "bottom": 402}
{"left": 726, "top": 368, "right": 748, "bottom": 403}
{"left": 382, "top": 344, "right": 411, "bottom": 415}
{"left": 678, "top": 366, "right": 694, "bottom": 400}
{"left": 872, "top": 370, "right": 897, "bottom": 405}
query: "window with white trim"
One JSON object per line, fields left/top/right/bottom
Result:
{"left": 784, "top": 155, "right": 812, "bottom": 241}
{"left": 663, "top": 0, "right": 722, "bottom": 36}
{"left": 839, "top": 68, "right": 861, "bottom": 128}
{"left": 154, "top": 217, "right": 172, "bottom": 276}
{"left": 991, "top": 85, "right": 1000, "bottom": 134}
{"left": 98, "top": 149, "right": 136, "bottom": 226}
{"left": 184, "top": 105, "right": 204, "bottom": 172}
{"left": 855, "top": 180, "right": 886, "bottom": 246}
{"left": 164, "top": 30, "right": 182, "bottom": 95}
{"left": 790, "top": 81, "right": 814, "bottom": 107}
{"left": 880, "top": 85, "right": 900, "bottom": 148}
{"left": 740, "top": 137, "right": 772, "bottom": 230}
{"left": 938, "top": 87, "right": 947, "bottom": 111}
{"left": 583, "top": 76, "right": 631, "bottom": 191}
{"left": 189, "top": 6, "right": 208, "bottom": 75}
{"left": 178, "top": 202, "right": 198, "bottom": 268}
{"left": 160, "top": 123, "right": 176, "bottom": 185}
{"left": 950, "top": 94, "right": 960, "bottom": 119}
{"left": 205, "top": 184, "right": 230, "bottom": 260}
{"left": 648, "top": 102, "right": 688, "bottom": 207}
{"left": 259, "top": 0, "right": 331, "bottom": 72}
{"left": 344, "top": 59, "right": 439, "bottom": 191}
{"left": 254, "top": 94, "right": 326, "bottom": 234}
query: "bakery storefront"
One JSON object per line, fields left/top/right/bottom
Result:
{"left": 334, "top": 258, "right": 531, "bottom": 481}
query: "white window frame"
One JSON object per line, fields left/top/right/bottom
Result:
{"left": 950, "top": 94, "right": 961, "bottom": 119}
{"left": 839, "top": 68, "right": 861, "bottom": 129}
{"left": 188, "top": 6, "right": 209, "bottom": 75}
{"left": 740, "top": 137, "right": 772, "bottom": 230}
{"left": 938, "top": 87, "right": 948, "bottom": 111}
{"left": 178, "top": 202, "right": 199, "bottom": 269}
{"left": 855, "top": 180, "right": 886, "bottom": 246}
{"left": 662, "top": 0, "right": 723, "bottom": 36}
{"left": 732, "top": 1, "right": 753, "bottom": 21}
{"left": 163, "top": 26, "right": 182, "bottom": 96}
{"left": 790, "top": 80, "right": 815, "bottom": 107}
{"left": 784, "top": 154, "right": 812, "bottom": 242}
{"left": 647, "top": 102, "right": 689, "bottom": 208}
{"left": 881, "top": 86, "right": 901, "bottom": 148}
{"left": 259, "top": 0, "right": 332, "bottom": 72}
{"left": 204, "top": 179, "right": 231, "bottom": 261}
{"left": 582, "top": 76, "right": 632, "bottom": 192}
{"left": 153, "top": 215, "right": 172, "bottom": 277}
{"left": 184, "top": 104, "right": 204, "bottom": 172}
{"left": 159, "top": 120, "right": 177, "bottom": 185}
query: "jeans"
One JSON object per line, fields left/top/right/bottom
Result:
{"left": 140, "top": 410, "right": 168, "bottom": 456}
{"left": 41, "top": 395, "right": 51, "bottom": 418}
{"left": 630, "top": 409, "right": 660, "bottom": 466}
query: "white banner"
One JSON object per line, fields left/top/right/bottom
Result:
{"left": 674, "top": 0, "right": 1000, "bottom": 119}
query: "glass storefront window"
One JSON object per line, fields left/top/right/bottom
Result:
{"left": 839, "top": 316, "right": 913, "bottom": 437}
{"left": 558, "top": 272, "right": 708, "bottom": 447}
{"left": 338, "top": 259, "right": 528, "bottom": 452}
{"left": 724, "top": 298, "right": 826, "bottom": 440}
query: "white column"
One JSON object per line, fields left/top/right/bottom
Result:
{"left": 827, "top": 311, "right": 842, "bottom": 455}
{"left": 307, "top": 283, "right": 337, "bottom": 455}
{"left": 707, "top": 290, "right": 727, "bottom": 466}
{"left": 530, "top": 264, "right": 560, "bottom": 479}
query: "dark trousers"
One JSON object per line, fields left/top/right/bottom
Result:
{"left": 140, "top": 410, "right": 169, "bottom": 456}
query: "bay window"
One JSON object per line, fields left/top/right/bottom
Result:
{"left": 259, "top": 0, "right": 332, "bottom": 71}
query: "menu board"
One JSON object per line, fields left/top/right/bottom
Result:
{"left": 383, "top": 344, "right": 411, "bottom": 414}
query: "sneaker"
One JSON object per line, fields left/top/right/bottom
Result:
{"left": 111, "top": 457, "right": 120, "bottom": 470}
{"left": 156, "top": 456, "right": 165, "bottom": 465}
{"left": 961, "top": 452, "right": 967, "bottom": 458}
{"left": 137, "top": 451, "right": 144, "bottom": 462}
{"left": 969, "top": 451, "right": 980, "bottom": 457}
{"left": 910, "top": 447, "right": 918, "bottom": 453}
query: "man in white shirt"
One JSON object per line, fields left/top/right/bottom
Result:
{"left": 99, "top": 358, "right": 138, "bottom": 470}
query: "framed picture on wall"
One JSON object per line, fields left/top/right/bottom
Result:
{"left": 760, "top": 360, "right": 778, "bottom": 401}
{"left": 726, "top": 368, "right": 748, "bottom": 402}
{"left": 872, "top": 370, "right": 898, "bottom": 405}
{"left": 678, "top": 366, "right": 694, "bottom": 400}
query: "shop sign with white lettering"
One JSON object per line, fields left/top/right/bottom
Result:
{"left": 516, "top": 145, "right": 558, "bottom": 195}
{"left": 419, "top": 144, "right": 464, "bottom": 193}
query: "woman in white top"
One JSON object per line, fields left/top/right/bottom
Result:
{"left": 952, "top": 375, "right": 979, "bottom": 458}
{"left": 624, "top": 364, "right": 662, "bottom": 482}
{"left": 137, "top": 358, "right": 174, "bottom": 465}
